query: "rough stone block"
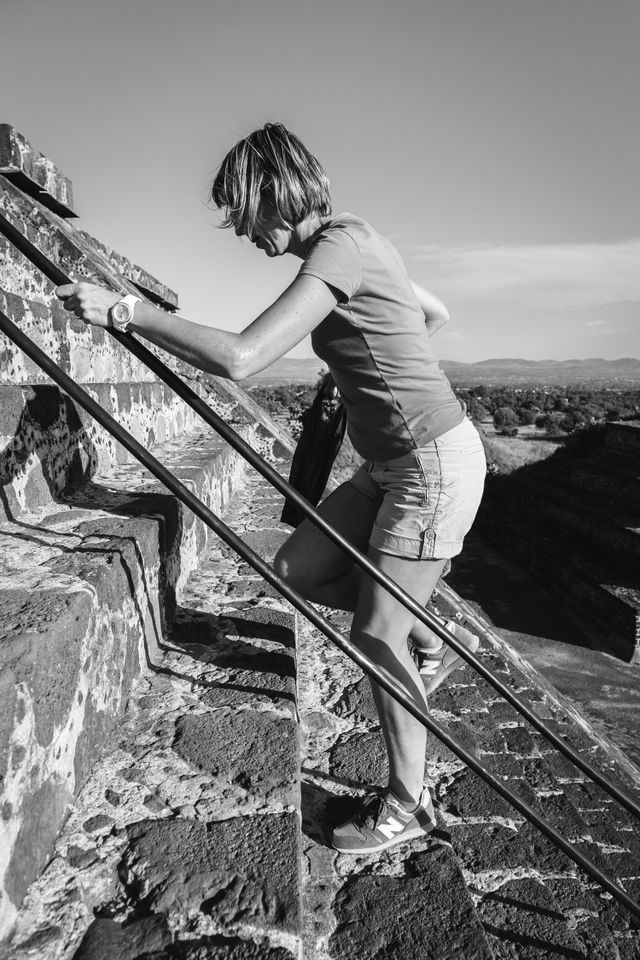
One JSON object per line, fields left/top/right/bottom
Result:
{"left": 329, "top": 844, "right": 492, "bottom": 959}
{"left": 72, "top": 914, "right": 170, "bottom": 960}
{"left": 0, "top": 125, "right": 75, "bottom": 217}
{"left": 478, "top": 878, "right": 586, "bottom": 958}
{"left": 502, "top": 724, "right": 538, "bottom": 756}
{"left": 521, "top": 752, "right": 587, "bottom": 789}
{"left": 0, "top": 508, "right": 167, "bottom": 928}
{"left": 121, "top": 814, "right": 302, "bottom": 933}
{"left": 449, "top": 820, "right": 568, "bottom": 875}
{"left": 0, "top": 284, "right": 156, "bottom": 385}
{"left": 536, "top": 792, "right": 590, "bottom": 839}
{"left": 167, "top": 938, "right": 297, "bottom": 959}
{"left": 440, "top": 767, "right": 514, "bottom": 820}
{"left": 173, "top": 711, "right": 299, "bottom": 804}
{"left": 428, "top": 683, "right": 488, "bottom": 714}
{"left": 174, "top": 606, "right": 297, "bottom": 712}
{"left": 329, "top": 731, "right": 388, "bottom": 789}
{"left": 333, "top": 677, "right": 377, "bottom": 723}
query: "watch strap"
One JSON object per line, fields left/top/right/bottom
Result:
{"left": 111, "top": 294, "right": 141, "bottom": 332}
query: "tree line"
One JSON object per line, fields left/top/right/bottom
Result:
{"left": 248, "top": 382, "right": 640, "bottom": 440}
{"left": 456, "top": 385, "right": 640, "bottom": 437}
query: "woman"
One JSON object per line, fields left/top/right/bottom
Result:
{"left": 56, "top": 122, "right": 486, "bottom": 855}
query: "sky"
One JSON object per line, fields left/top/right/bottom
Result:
{"left": 1, "top": 0, "right": 639, "bottom": 362}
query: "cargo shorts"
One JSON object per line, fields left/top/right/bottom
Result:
{"left": 348, "top": 417, "right": 486, "bottom": 561}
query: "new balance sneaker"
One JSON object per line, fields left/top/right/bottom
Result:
{"left": 332, "top": 787, "right": 436, "bottom": 854}
{"left": 413, "top": 620, "right": 479, "bottom": 696}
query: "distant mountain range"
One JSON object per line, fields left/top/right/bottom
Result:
{"left": 242, "top": 356, "right": 640, "bottom": 386}
{"left": 441, "top": 357, "right": 640, "bottom": 385}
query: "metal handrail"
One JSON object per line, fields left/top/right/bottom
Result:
{"left": 1, "top": 307, "right": 639, "bottom": 922}
{"left": 2, "top": 210, "right": 639, "bottom": 825}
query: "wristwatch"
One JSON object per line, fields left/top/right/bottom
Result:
{"left": 110, "top": 294, "right": 141, "bottom": 332}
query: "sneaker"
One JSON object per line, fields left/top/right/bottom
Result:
{"left": 413, "top": 620, "right": 479, "bottom": 696}
{"left": 332, "top": 787, "right": 436, "bottom": 854}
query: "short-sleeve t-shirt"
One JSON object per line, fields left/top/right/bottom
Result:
{"left": 298, "top": 213, "right": 465, "bottom": 461}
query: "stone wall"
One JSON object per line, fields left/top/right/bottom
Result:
{"left": 0, "top": 124, "right": 291, "bottom": 938}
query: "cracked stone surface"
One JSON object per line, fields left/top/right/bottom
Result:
{"left": 120, "top": 814, "right": 301, "bottom": 930}
{"left": 329, "top": 846, "right": 492, "bottom": 960}
{"left": 3, "top": 464, "right": 303, "bottom": 960}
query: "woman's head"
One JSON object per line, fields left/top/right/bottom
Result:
{"left": 211, "top": 123, "right": 331, "bottom": 245}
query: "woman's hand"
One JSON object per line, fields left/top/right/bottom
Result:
{"left": 409, "top": 280, "right": 449, "bottom": 336}
{"left": 55, "top": 282, "right": 120, "bottom": 328}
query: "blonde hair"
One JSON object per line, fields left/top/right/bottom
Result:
{"left": 211, "top": 123, "right": 331, "bottom": 237}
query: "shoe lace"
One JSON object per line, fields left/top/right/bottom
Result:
{"left": 359, "top": 793, "right": 390, "bottom": 830}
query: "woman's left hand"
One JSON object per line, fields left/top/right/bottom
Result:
{"left": 55, "top": 282, "right": 120, "bottom": 328}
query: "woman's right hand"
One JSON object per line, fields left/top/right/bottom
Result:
{"left": 55, "top": 282, "right": 120, "bottom": 328}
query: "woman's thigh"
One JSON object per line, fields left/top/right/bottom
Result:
{"left": 275, "top": 476, "right": 381, "bottom": 590}
{"left": 369, "top": 419, "right": 486, "bottom": 562}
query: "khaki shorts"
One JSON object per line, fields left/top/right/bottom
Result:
{"left": 349, "top": 418, "right": 486, "bottom": 561}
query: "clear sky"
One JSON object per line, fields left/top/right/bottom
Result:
{"left": 2, "top": 0, "right": 638, "bottom": 362}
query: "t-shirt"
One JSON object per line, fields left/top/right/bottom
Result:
{"left": 298, "top": 213, "right": 465, "bottom": 461}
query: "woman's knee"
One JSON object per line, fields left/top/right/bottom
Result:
{"left": 273, "top": 542, "right": 291, "bottom": 579}
{"left": 273, "top": 541, "right": 310, "bottom": 592}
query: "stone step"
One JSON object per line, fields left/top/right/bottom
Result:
{"left": 2, "top": 453, "right": 303, "bottom": 959}
{"left": 0, "top": 290, "right": 291, "bottom": 524}
{"left": 476, "top": 497, "right": 640, "bottom": 661}
{"left": 0, "top": 124, "right": 76, "bottom": 218}
{"left": 0, "top": 378, "right": 211, "bottom": 520}
{"left": 0, "top": 421, "right": 254, "bottom": 944}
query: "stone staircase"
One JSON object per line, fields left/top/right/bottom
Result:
{"left": 2, "top": 124, "right": 640, "bottom": 959}
{"left": 476, "top": 423, "right": 640, "bottom": 663}
{"left": 6, "top": 456, "right": 640, "bottom": 959}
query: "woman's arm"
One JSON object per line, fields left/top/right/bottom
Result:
{"left": 409, "top": 280, "right": 449, "bottom": 336}
{"left": 55, "top": 275, "right": 338, "bottom": 380}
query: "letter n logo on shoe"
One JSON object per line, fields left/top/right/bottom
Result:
{"left": 377, "top": 816, "right": 405, "bottom": 841}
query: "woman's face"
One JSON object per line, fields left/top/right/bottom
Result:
{"left": 247, "top": 203, "right": 292, "bottom": 257}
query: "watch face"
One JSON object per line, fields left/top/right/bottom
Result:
{"left": 112, "top": 302, "right": 130, "bottom": 324}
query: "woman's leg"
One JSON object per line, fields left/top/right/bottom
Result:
{"left": 274, "top": 478, "right": 380, "bottom": 607}
{"left": 351, "top": 550, "right": 447, "bottom": 803}
{"left": 275, "top": 479, "right": 443, "bottom": 652}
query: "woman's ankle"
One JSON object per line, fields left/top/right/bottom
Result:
{"left": 386, "top": 783, "right": 424, "bottom": 810}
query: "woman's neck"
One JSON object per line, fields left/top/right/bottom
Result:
{"left": 290, "top": 213, "right": 333, "bottom": 257}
